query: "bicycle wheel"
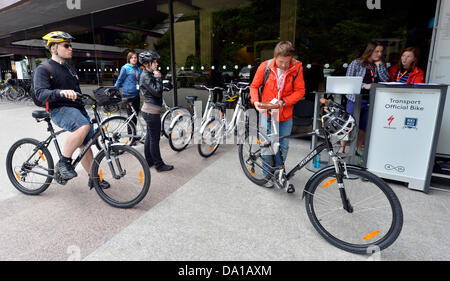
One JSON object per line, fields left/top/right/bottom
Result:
{"left": 168, "top": 115, "right": 193, "bottom": 152}
{"left": 6, "top": 138, "right": 54, "bottom": 195}
{"left": 198, "top": 119, "right": 222, "bottom": 158}
{"left": 95, "top": 116, "right": 136, "bottom": 151}
{"left": 90, "top": 144, "right": 150, "bottom": 208}
{"left": 161, "top": 108, "right": 189, "bottom": 139}
{"left": 6, "top": 87, "right": 18, "bottom": 101}
{"left": 238, "top": 132, "right": 273, "bottom": 186}
{"left": 304, "top": 166, "right": 403, "bottom": 254}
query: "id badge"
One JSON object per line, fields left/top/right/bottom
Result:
{"left": 136, "top": 84, "right": 140, "bottom": 90}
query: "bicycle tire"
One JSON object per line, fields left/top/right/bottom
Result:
{"left": 95, "top": 116, "right": 136, "bottom": 151}
{"left": 304, "top": 166, "right": 403, "bottom": 254}
{"left": 238, "top": 133, "right": 273, "bottom": 187}
{"left": 6, "top": 88, "right": 18, "bottom": 101}
{"left": 6, "top": 138, "right": 54, "bottom": 195}
{"left": 198, "top": 119, "right": 221, "bottom": 158}
{"left": 161, "top": 108, "right": 190, "bottom": 139}
{"left": 90, "top": 144, "right": 150, "bottom": 208}
{"left": 168, "top": 115, "right": 193, "bottom": 152}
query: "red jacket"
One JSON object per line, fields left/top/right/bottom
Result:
{"left": 250, "top": 58, "right": 305, "bottom": 121}
{"left": 388, "top": 65, "right": 425, "bottom": 84}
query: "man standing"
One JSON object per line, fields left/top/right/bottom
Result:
{"left": 249, "top": 41, "right": 305, "bottom": 187}
{"left": 33, "top": 31, "right": 108, "bottom": 188}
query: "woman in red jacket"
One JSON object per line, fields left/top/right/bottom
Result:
{"left": 389, "top": 47, "right": 425, "bottom": 84}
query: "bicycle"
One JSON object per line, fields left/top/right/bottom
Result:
{"left": 0, "top": 81, "right": 24, "bottom": 101}
{"left": 198, "top": 82, "right": 250, "bottom": 157}
{"left": 238, "top": 99, "right": 403, "bottom": 254}
{"left": 168, "top": 84, "right": 223, "bottom": 152}
{"left": 6, "top": 92, "right": 151, "bottom": 209}
{"left": 96, "top": 82, "right": 187, "bottom": 150}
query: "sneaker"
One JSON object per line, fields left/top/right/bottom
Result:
{"left": 88, "top": 177, "right": 111, "bottom": 189}
{"left": 156, "top": 164, "right": 174, "bottom": 172}
{"left": 55, "top": 160, "right": 77, "bottom": 180}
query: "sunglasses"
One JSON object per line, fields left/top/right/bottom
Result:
{"left": 61, "top": 43, "right": 72, "bottom": 49}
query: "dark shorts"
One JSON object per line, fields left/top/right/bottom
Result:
{"left": 346, "top": 100, "right": 370, "bottom": 131}
{"left": 50, "top": 106, "right": 94, "bottom": 146}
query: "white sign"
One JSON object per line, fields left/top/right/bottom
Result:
{"left": 366, "top": 87, "right": 443, "bottom": 192}
{"left": 428, "top": 0, "right": 450, "bottom": 156}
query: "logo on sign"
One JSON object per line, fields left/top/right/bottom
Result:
{"left": 383, "top": 115, "right": 396, "bottom": 130}
{"left": 384, "top": 164, "right": 405, "bottom": 173}
{"left": 404, "top": 117, "right": 418, "bottom": 130}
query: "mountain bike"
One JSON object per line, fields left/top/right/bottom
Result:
{"left": 198, "top": 82, "right": 249, "bottom": 157}
{"left": 238, "top": 99, "right": 403, "bottom": 254}
{"left": 168, "top": 85, "right": 223, "bottom": 152}
{"left": 6, "top": 92, "right": 151, "bottom": 208}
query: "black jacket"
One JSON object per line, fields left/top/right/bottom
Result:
{"left": 139, "top": 70, "right": 163, "bottom": 106}
{"left": 33, "top": 59, "right": 84, "bottom": 110}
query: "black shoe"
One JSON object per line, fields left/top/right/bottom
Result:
{"left": 56, "top": 160, "right": 77, "bottom": 180}
{"left": 88, "top": 177, "right": 111, "bottom": 189}
{"left": 156, "top": 164, "right": 174, "bottom": 172}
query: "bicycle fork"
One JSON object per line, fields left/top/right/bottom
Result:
{"left": 332, "top": 156, "right": 354, "bottom": 213}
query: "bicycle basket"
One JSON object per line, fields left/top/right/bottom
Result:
{"left": 321, "top": 105, "right": 355, "bottom": 137}
{"left": 93, "top": 87, "right": 122, "bottom": 106}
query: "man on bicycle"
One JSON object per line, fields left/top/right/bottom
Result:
{"left": 33, "top": 31, "right": 109, "bottom": 189}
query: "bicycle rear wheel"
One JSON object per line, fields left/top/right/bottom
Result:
{"left": 161, "top": 108, "right": 190, "bottom": 139}
{"left": 168, "top": 115, "right": 193, "bottom": 152}
{"left": 95, "top": 116, "right": 136, "bottom": 151}
{"left": 198, "top": 119, "right": 221, "bottom": 158}
{"left": 304, "top": 166, "right": 403, "bottom": 254}
{"left": 6, "top": 138, "right": 54, "bottom": 195}
{"left": 90, "top": 144, "right": 150, "bottom": 208}
{"left": 238, "top": 133, "right": 273, "bottom": 186}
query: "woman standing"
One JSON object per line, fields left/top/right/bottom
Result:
{"left": 139, "top": 50, "right": 174, "bottom": 172}
{"left": 389, "top": 47, "right": 424, "bottom": 84}
{"left": 115, "top": 52, "right": 141, "bottom": 128}
{"left": 343, "top": 41, "right": 390, "bottom": 154}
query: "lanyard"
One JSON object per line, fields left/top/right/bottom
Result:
{"left": 368, "top": 65, "right": 375, "bottom": 83}
{"left": 276, "top": 69, "right": 288, "bottom": 99}
{"left": 131, "top": 67, "right": 139, "bottom": 84}
{"left": 396, "top": 70, "right": 408, "bottom": 82}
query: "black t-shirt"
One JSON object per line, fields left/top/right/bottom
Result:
{"left": 33, "top": 59, "right": 84, "bottom": 110}
{"left": 361, "top": 64, "right": 379, "bottom": 100}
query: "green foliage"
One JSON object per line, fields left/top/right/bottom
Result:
{"left": 115, "top": 32, "right": 146, "bottom": 53}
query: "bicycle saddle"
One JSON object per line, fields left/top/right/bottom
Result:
{"left": 185, "top": 96, "right": 198, "bottom": 102}
{"left": 215, "top": 102, "right": 228, "bottom": 111}
{"left": 32, "top": 110, "right": 50, "bottom": 119}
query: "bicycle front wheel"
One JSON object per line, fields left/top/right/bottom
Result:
{"left": 91, "top": 145, "right": 150, "bottom": 208}
{"left": 198, "top": 119, "right": 222, "bottom": 158}
{"left": 168, "top": 115, "right": 193, "bottom": 152}
{"left": 304, "top": 166, "right": 403, "bottom": 254}
{"left": 161, "top": 108, "right": 190, "bottom": 139}
{"left": 6, "top": 138, "right": 54, "bottom": 195}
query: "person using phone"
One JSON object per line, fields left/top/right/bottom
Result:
{"left": 250, "top": 41, "right": 305, "bottom": 187}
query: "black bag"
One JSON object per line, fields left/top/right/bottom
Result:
{"left": 93, "top": 87, "right": 122, "bottom": 106}
{"left": 31, "top": 61, "right": 54, "bottom": 108}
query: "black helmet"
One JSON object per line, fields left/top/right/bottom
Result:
{"left": 139, "top": 50, "right": 160, "bottom": 64}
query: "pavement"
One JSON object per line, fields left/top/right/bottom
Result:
{"left": 1, "top": 94, "right": 450, "bottom": 261}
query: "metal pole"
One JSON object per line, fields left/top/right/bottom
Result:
{"left": 169, "top": 0, "right": 177, "bottom": 106}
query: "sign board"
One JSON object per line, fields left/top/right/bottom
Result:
{"left": 427, "top": 0, "right": 450, "bottom": 156}
{"left": 364, "top": 84, "right": 447, "bottom": 193}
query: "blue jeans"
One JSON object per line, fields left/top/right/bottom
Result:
{"left": 260, "top": 114, "right": 293, "bottom": 176}
{"left": 50, "top": 106, "right": 94, "bottom": 146}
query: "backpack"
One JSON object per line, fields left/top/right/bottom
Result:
{"left": 31, "top": 60, "right": 54, "bottom": 108}
{"left": 258, "top": 59, "right": 302, "bottom": 102}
